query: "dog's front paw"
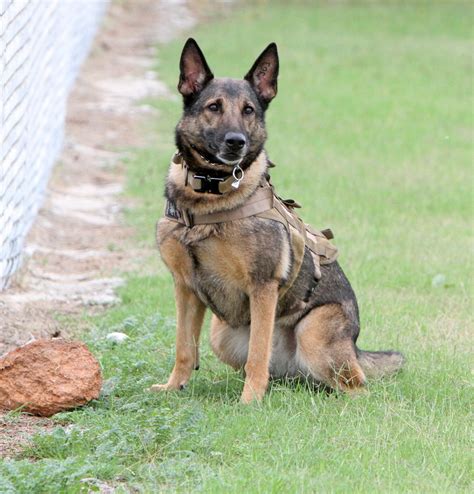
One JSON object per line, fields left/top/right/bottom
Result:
{"left": 240, "top": 384, "right": 266, "bottom": 404}
{"left": 149, "top": 382, "right": 186, "bottom": 393}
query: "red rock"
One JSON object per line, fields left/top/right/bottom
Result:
{"left": 0, "top": 339, "right": 102, "bottom": 417}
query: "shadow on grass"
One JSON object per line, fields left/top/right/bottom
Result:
{"left": 174, "top": 368, "right": 336, "bottom": 405}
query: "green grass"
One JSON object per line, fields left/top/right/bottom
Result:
{"left": 1, "top": 1, "right": 472, "bottom": 492}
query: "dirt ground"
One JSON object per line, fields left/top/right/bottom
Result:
{"left": 0, "top": 0, "right": 194, "bottom": 356}
{"left": 0, "top": 0, "right": 235, "bottom": 459}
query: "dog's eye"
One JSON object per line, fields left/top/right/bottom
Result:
{"left": 207, "top": 103, "right": 219, "bottom": 112}
{"left": 243, "top": 106, "right": 254, "bottom": 115}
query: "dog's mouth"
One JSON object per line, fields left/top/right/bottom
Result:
{"left": 190, "top": 143, "right": 246, "bottom": 168}
{"left": 216, "top": 142, "right": 248, "bottom": 166}
{"left": 216, "top": 151, "right": 245, "bottom": 166}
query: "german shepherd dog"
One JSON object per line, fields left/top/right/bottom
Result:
{"left": 151, "top": 39, "right": 403, "bottom": 403}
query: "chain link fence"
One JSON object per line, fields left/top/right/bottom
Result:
{"left": 0, "top": 0, "right": 108, "bottom": 290}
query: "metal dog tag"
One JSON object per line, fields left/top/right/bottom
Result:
{"left": 232, "top": 165, "right": 244, "bottom": 189}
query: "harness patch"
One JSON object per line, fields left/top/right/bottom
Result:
{"left": 165, "top": 200, "right": 181, "bottom": 221}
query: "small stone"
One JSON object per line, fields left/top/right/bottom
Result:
{"left": 106, "top": 332, "right": 129, "bottom": 343}
{"left": 0, "top": 339, "right": 102, "bottom": 417}
{"left": 431, "top": 273, "right": 447, "bottom": 288}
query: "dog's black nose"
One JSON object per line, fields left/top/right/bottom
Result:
{"left": 224, "top": 132, "right": 246, "bottom": 151}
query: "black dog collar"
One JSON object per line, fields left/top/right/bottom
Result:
{"left": 187, "top": 172, "right": 230, "bottom": 195}
{"left": 172, "top": 151, "right": 243, "bottom": 194}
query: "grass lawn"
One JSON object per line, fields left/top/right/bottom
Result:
{"left": 1, "top": 1, "right": 472, "bottom": 492}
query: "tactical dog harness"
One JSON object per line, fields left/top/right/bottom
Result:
{"left": 165, "top": 152, "right": 338, "bottom": 297}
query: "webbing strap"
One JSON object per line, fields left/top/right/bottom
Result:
{"left": 165, "top": 185, "right": 274, "bottom": 227}
{"left": 165, "top": 184, "right": 338, "bottom": 265}
{"left": 268, "top": 198, "right": 338, "bottom": 263}
{"left": 192, "top": 186, "right": 274, "bottom": 224}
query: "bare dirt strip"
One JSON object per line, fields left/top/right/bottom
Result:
{"left": 0, "top": 0, "right": 201, "bottom": 459}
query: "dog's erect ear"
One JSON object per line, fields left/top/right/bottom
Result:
{"left": 244, "top": 43, "right": 279, "bottom": 104}
{"left": 178, "top": 38, "right": 214, "bottom": 98}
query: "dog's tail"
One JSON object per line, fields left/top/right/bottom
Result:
{"left": 357, "top": 349, "right": 404, "bottom": 379}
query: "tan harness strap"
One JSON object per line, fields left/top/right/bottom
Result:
{"left": 259, "top": 197, "right": 338, "bottom": 266}
{"left": 256, "top": 208, "right": 307, "bottom": 296}
{"left": 166, "top": 185, "right": 274, "bottom": 227}
{"left": 257, "top": 201, "right": 310, "bottom": 294}
{"left": 191, "top": 186, "right": 274, "bottom": 225}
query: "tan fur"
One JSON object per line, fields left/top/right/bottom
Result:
{"left": 197, "top": 237, "right": 252, "bottom": 287}
{"left": 158, "top": 230, "right": 193, "bottom": 285}
{"left": 150, "top": 238, "right": 205, "bottom": 392}
{"left": 295, "top": 304, "right": 366, "bottom": 391}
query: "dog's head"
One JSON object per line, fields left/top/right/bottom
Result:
{"left": 175, "top": 38, "right": 279, "bottom": 170}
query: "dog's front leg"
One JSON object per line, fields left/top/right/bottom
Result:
{"left": 151, "top": 282, "right": 206, "bottom": 392}
{"left": 241, "top": 281, "right": 279, "bottom": 404}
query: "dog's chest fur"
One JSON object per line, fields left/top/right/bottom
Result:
{"left": 157, "top": 214, "right": 303, "bottom": 327}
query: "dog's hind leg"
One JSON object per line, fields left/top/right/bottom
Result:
{"left": 150, "top": 282, "right": 206, "bottom": 392}
{"left": 295, "top": 304, "right": 366, "bottom": 392}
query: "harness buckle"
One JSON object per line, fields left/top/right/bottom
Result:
{"left": 193, "top": 174, "right": 225, "bottom": 194}
{"left": 181, "top": 209, "right": 194, "bottom": 227}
